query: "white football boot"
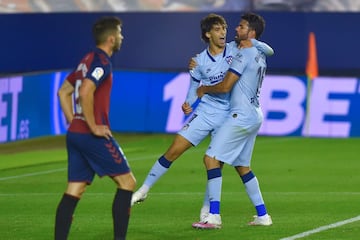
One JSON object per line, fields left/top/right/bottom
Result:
{"left": 192, "top": 213, "right": 222, "bottom": 229}
{"left": 249, "top": 214, "right": 273, "bottom": 226}
{"left": 131, "top": 189, "right": 148, "bottom": 206}
{"left": 199, "top": 205, "right": 210, "bottom": 222}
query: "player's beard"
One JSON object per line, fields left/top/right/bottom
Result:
{"left": 113, "top": 39, "right": 122, "bottom": 52}
{"left": 234, "top": 31, "right": 250, "bottom": 46}
{"left": 235, "top": 35, "right": 241, "bottom": 45}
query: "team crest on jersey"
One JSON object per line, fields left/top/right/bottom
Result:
{"left": 206, "top": 68, "right": 211, "bottom": 74}
{"left": 226, "top": 56, "right": 233, "bottom": 64}
{"left": 91, "top": 67, "right": 104, "bottom": 81}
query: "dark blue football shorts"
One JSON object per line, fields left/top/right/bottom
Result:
{"left": 66, "top": 132, "right": 131, "bottom": 183}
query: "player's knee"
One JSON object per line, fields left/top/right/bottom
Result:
{"left": 165, "top": 135, "right": 192, "bottom": 160}
{"left": 202, "top": 155, "right": 207, "bottom": 165}
{"left": 126, "top": 176, "right": 136, "bottom": 191}
{"left": 163, "top": 151, "right": 178, "bottom": 161}
{"left": 113, "top": 173, "right": 136, "bottom": 191}
{"left": 65, "top": 182, "right": 87, "bottom": 198}
{"left": 203, "top": 155, "right": 220, "bottom": 169}
{"left": 235, "top": 166, "right": 251, "bottom": 176}
{"left": 165, "top": 145, "right": 186, "bottom": 161}
{"left": 202, "top": 155, "right": 209, "bottom": 163}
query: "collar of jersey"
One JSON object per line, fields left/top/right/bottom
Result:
{"left": 206, "top": 46, "right": 227, "bottom": 62}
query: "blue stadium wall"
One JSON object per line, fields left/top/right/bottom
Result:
{"left": 1, "top": 12, "right": 360, "bottom": 143}
{"left": 0, "top": 11, "right": 359, "bottom": 75}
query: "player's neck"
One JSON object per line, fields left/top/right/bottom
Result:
{"left": 239, "top": 39, "right": 252, "bottom": 49}
{"left": 208, "top": 45, "right": 225, "bottom": 56}
{"left": 97, "top": 45, "right": 113, "bottom": 57}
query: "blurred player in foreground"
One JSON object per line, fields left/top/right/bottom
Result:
{"left": 55, "top": 16, "right": 136, "bottom": 240}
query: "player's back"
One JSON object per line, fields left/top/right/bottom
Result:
{"left": 67, "top": 48, "right": 113, "bottom": 134}
{"left": 229, "top": 46, "right": 266, "bottom": 121}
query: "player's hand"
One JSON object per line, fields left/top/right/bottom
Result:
{"left": 196, "top": 86, "right": 205, "bottom": 98}
{"left": 182, "top": 102, "right": 193, "bottom": 115}
{"left": 92, "top": 125, "right": 112, "bottom": 140}
{"left": 188, "top": 56, "right": 198, "bottom": 71}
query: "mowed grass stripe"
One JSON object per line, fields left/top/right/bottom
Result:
{"left": 1, "top": 191, "right": 359, "bottom": 197}
{"left": 1, "top": 135, "right": 360, "bottom": 240}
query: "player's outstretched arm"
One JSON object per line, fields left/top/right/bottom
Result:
{"left": 251, "top": 39, "right": 274, "bottom": 56}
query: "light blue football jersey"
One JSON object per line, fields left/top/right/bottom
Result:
{"left": 185, "top": 40, "right": 272, "bottom": 112}
{"left": 228, "top": 46, "right": 267, "bottom": 113}
{"left": 180, "top": 41, "right": 271, "bottom": 147}
{"left": 204, "top": 47, "right": 268, "bottom": 166}
{"left": 187, "top": 42, "right": 237, "bottom": 111}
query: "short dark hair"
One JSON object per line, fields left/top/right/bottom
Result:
{"left": 241, "top": 12, "right": 265, "bottom": 39}
{"left": 92, "top": 16, "right": 122, "bottom": 45}
{"left": 200, "top": 13, "right": 227, "bottom": 43}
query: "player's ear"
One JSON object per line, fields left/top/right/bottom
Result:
{"left": 108, "top": 35, "right": 115, "bottom": 45}
{"left": 205, "top": 32, "right": 211, "bottom": 39}
{"left": 249, "top": 29, "right": 256, "bottom": 39}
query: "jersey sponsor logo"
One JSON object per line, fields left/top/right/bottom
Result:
{"left": 235, "top": 53, "right": 243, "bottom": 61}
{"left": 209, "top": 72, "right": 226, "bottom": 84}
{"left": 91, "top": 67, "right": 104, "bottom": 81}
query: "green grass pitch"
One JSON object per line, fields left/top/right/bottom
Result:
{"left": 0, "top": 134, "right": 359, "bottom": 240}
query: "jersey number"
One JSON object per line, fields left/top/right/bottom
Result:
{"left": 74, "top": 79, "right": 83, "bottom": 115}
{"left": 256, "top": 66, "right": 266, "bottom": 97}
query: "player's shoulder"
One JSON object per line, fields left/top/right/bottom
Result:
{"left": 247, "top": 46, "right": 266, "bottom": 61}
{"left": 79, "top": 51, "right": 94, "bottom": 64}
{"left": 94, "top": 49, "right": 111, "bottom": 67}
{"left": 80, "top": 48, "right": 110, "bottom": 69}
{"left": 79, "top": 50, "right": 108, "bottom": 66}
{"left": 226, "top": 41, "right": 237, "bottom": 49}
{"left": 230, "top": 47, "right": 253, "bottom": 63}
{"left": 239, "top": 47, "right": 266, "bottom": 66}
{"left": 194, "top": 48, "right": 208, "bottom": 61}
{"left": 239, "top": 46, "right": 259, "bottom": 57}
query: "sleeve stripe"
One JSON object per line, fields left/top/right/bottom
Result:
{"left": 191, "top": 76, "right": 201, "bottom": 83}
{"left": 229, "top": 68, "right": 241, "bottom": 77}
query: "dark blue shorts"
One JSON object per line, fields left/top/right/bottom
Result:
{"left": 66, "top": 132, "right": 131, "bottom": 183}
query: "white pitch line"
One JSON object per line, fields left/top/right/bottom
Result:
{"left": 0, "top": 146, "right": 207, "bottom": 181}
{"left": 0, "top": 151, "right": 176, "bottom": 181}
{"left": 279, "top": 215, "right": 360, "bottom": 240}
{"left": 1, "top": 191, "right": 359, "bottom": 197}
{"left": 0, "top": 136, "right": 296, "bottom": 181}
{"left": 0, "top": 168, "right": 66, "bottom": 181}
